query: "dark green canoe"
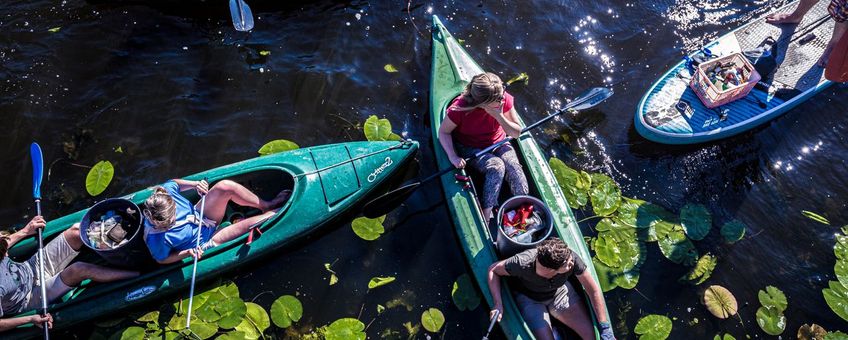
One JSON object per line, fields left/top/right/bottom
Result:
{"left": 430, "top": 16, "right": 608, "bottom": 339}
{"left": 6, "top": 140, "right": 418, "bottom": 338}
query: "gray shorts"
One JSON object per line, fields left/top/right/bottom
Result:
{"left": 514, "top": 281, "right": 580, "bottom": 331}
{"left": 24, "top": 232, "right": 80, "bottom": 309}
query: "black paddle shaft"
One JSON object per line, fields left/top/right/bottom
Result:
{"left": 361, "top": 87, "right": 613, "bottom": 218}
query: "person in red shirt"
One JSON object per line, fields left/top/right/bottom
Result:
{"left": 438, "top": 72, "right": 529, "bottom": 222}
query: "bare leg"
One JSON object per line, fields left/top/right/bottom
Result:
{"left": 202, "top": 180, "right": 290, "bottom": 223}
{"left": 58, "top": 262, "right": 139, "bottom": 287}
{"left": 818, "top": 22, "right": 848, "bottom": 66}
{"left": 766, "top": 0, "right": 818, "bottom": 24}
{"left": 63, "top": 225, "right": 83, "bottom": 251}
{"left": 211, "top": 210, "right": 275, "bottom": 245}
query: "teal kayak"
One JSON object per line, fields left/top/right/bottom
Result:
{"left": 430, "top": 16, "right": 608, "bottom": 339}
{"left": 6, "top": 140, "right": 418, "bottom": 338}
{"left": 636, "top": 0, "right": 834, "bottom": 144}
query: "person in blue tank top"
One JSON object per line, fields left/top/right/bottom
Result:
{"left": 142, "top": 179, "right": 290, "bottom": 264}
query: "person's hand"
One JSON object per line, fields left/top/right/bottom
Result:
{"left": 188, "top": 247, "right": 204, "bottom": 260}
{"left": 599, "top": 322, "right": 615, "bottom": 340}
{"left": 31, "top": 313, "right": 53, "bottom": 329}
{"left": 195, "top": 179, "right": 209, "bottom": 196}
{"left": 449, "top": 155, "right": 466, "bottom": 169}
{"left": 489, "top": 304, "right": 503, "bottom": 323}
{"left": 21, "top": 216, "right": 46, "bottom": 237}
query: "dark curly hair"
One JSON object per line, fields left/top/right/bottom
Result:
{"left": 536, "top": 238, "right": 572, "bottom": 269}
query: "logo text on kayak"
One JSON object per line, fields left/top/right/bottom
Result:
{"left": 125, "top": 286, "right": 156, "bottom": 302}
{"left": 368, "top": 157, "right": 393, "bottom": 183}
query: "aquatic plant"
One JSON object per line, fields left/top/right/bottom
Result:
{"left": 270, "top": 295, "right": 303, "bottom": 329}
{"left": 363, "top": 115, "right": 402, "bottom": 142}
{"left": 451, "top": 273, "right": 480, "bottom": 311}
{"left": 702, "top": 285, "right": 737, "bottom": 319}
{"left": 802, "top": 210, "right": 830, "bottom": 225}
{"left": 679, "top": 253, "right": 716, "bottom": 285}
{"left": 86, "top": 160, "right": 114, "bottom": 196}
{"left": 634, "top": 314, "right": 672, "bottom": 340}
{"left": 257, "top": 139, "right": 299, "bottom": 155}
{"left": 680, "top": 204, "right": 711, "bottom": 241}
{"left": 755, "top": 285, "right": 787, "bottom": 335}
{"left": 797, "top": 323, "right": 827, "bottom": 340}
{"left": 384, "top": 64, "right": 399, "bottom": 73}
{"left": 823, "top": 226, "right": 848, "bottom": 322}
{"left": 827, "top": 331, "right": 848, "bottom": 339}
{"left": 324, "top": 262, "right": 339, "bottom": 285}
{"left": 713, "top": 334, "right": 735, "bottom": 340}
{"left": 420, "top": 308, "right": 445, "bottom": 333}
{"left": 720, "top": 220, "right": 746, "bottom": 243}
{"left": 351, "top": 215, "right": 386, "bottom": 241}
{"left": 368, "top": 276, "right": 396, "bottom": 289}
{"left": 324, "top": 318, "right": 366, "bottom": 340}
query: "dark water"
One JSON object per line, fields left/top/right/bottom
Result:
{"left": 1, "top": 0, "right": 847, "bottom": 338}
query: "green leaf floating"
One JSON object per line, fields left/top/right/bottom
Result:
{"left": 549, "top": 157, "right": 589, "bottom": 209}
{"left": 758, "top": 286, "right": 788, "bottom": 312}
{"left": 137, "top": 311, "right": 159, "bottom": 323}
{"left": 86, "top": 160, "right": 114, "bottom": 196}
{"left": 384, "top": 64, "right": 399, "bottom": 73}
{"left": 756, "top": 305, "right": 786, "bottom": 335}
{"left": 680, "top": 203, "right": 711, "bottom": 241}
{"left": 720, "top": 220, "right": 746, "bottom": 243}
{"left": 505, "top": 72, "right": 529, "bottom": 86}
{"left": 119, "top": 326, "right": 145, "bottom": 340}
{"left": 634, "top": 314, "right": 672, "bottom": 340}
{"left": 421, "top": 308, "right": 445, "bottom": 333}
{"left": 802, "top": 210, "right": 830, "bottom": 225}
{"left": 657, "top": 223, "right": 698, "bottom": 266}
{"left": 324, "top": 318, "right": 366, "bottom": 340}
{"left": 213, "top": 297, "right": 247, "bottom": 329}
{"left": 826, "top": 331, "right": 848, "bottom": 340}
{"left": 363, "top": 115, "right": 402, "bottom": 141}
{"left": 702, "top": 285, "right": 737, "bottom": 319}
{"left": 680, "top": 253, "right": 717, "bottom": 285}
{"left": 270, "top": 295, "right": 302, "bottom": 329}
{"left": 368, "top": 276, "right": 396, "bottom": 289}
{"left": 589, "top": 173, "right": 621, "bottom": 216}
{"left": 591, "top": 256, "right": 640, "bottom": 292}
{"left": 823, "top": 281, "right": 848, "bottom": 321}
{"left": 235, "top": 302, "right": 269, "bottom": 340}
{"left": 258, "top": 139, "right": 299, "bottom": 155}
{"left": 713, "top": 334, "right": 736, "bottom": 340}
{"left": 351, "top": 215, "right": 386, "bottom": 241}
{"left": 452, "top": 273, "right": 481, "bottom": 311}
{"left": 797, "top": 324, "right": 827, "bottom": 340}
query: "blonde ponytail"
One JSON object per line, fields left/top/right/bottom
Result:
{"left": 143, "top": 186, "right": 177, "bottom": 229}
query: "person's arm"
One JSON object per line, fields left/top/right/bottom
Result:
{"left": 5, "top": 216, "right": 46, "bottom": 250}
{"left": 486, "top": 260, "right": 510, "bottom": 322}
{"left": 576, "top": 271, "right": 614, "bottom": 338}
{"left": 156, "top": 248, "right": 201, "bottom": 265}
{"left": 0, "top": 314, "right": 52, "bottom": 332}
{"left": 171, "top": 179, "right": 208, "bottom": 195}
{"left": 437, "top": 117, "right": 466, "bottom": 169}
{"left": 495, "top": 106, "right": 523, "bottom": 138}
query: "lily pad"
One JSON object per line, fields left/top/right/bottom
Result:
{"left": 589, "top": 174, "right": 621, "bottom": 216}
{"left": 592, "top": 257, "right": 640, "bottom": 291}
{"left": 702, "top": 285, "right": 737, "bottom": 319}
{"left": 421, "top": 308, "right": 445, "bottom": 333}
{"left": 636, "top": 202, "right": 677, "bottom": 230}
{"left": 657, "top": 227, "right": 698, "bottom": 266}
{"left": 118, "top": 326, "right": 145, "bottom": 340}
{"left": 802, "top": 210, "right": 830, "bottom": 225}
{"left": 758, "top": 286, "right": 788, "bottom": 313}
{"left": 679, "top": 253, "right": 717, "bottom": 285}
{"left": 213, "top": 297, "right": 247, "bottom": 329}
{"left": 549, "top": 157, "right": 589, "bottom": 209}
{"left": 137, "top": 311, "right": 160, "bottom": 323}
{"left": 756, "top": 305, "right": 786, "bottom": 335}
{"left": 797, "top": 324, "right": 827, "bottom": 340}
{"left": 680, "top": 203, "right": 712, "bottom": 241}
{"left": 324, "top": 318, "right": 366, "bottom": 340}
{"left": 720, "top": 220, "right": 746, "bottom": 243}
{"left": 351, "top": 215, "right": 386, "bottom": 241}
{"left": 823, "top": 280, "right": 848, "bottom": 321}
{"left": 634, "top": 314, "right": 672, "bottom": 340}
{"left": 258, "top": 139, "right": 299, "bottom": 155}
{"left": 168, "top": 313, "right": 217, "bottom": 340}
{"left": 236, "top": 302, "right": 269, "bottom": 339}
{"left": 270, "top": 295, "right": 303, "bottom": 329}
{"left": 713, "top": 334, "right": 736, "bottom": 340}
{"left": 826, "top": 331, "right": 848, "bottom": 340}
{"left": 594, "top": 230, "right": 643, "bottom": 271}
{"left": 614, "top": 198, "right": 647, "bottom": 228}
{"left": 451, "top": 273, "right": 480, "bottom": 311}
{"left": 216, "top": 332, "right": 247, "bottom": 340}
{"left": 86, "top": 160, "right": 114, "bottom": 196}
{"left": 363, "top": 115, "right": 402, "bottom": 141}
{"left": 368, "top": 276, "right": 396, "bottom": 289}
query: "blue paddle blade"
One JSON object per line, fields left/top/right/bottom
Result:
{"left": 30, "top": 142, "right": 44, "bottom": 200}
{"left": 229, "top": 0, "right": 255, "bottom": 32}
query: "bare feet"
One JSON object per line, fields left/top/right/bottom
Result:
{"left": 766, "top": 12, "right": 803, "bottom": 25}
{"left": 262, "top": 189, "right": 291, "bottom": 211}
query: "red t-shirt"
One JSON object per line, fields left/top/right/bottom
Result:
{"left": 445, "top": 92, "right": 514, "bottom": 148}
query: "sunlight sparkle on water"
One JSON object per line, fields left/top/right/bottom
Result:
{"left": 427, "top": 6, "right": 433, "bottom": 14}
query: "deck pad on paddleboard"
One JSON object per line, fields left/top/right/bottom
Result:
{"left": 636, "top": 0, "right": 834, "bottom": 144}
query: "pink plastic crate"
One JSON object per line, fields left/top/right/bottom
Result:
{"left": 689, "top": 52, "right": 761, "bottom": 108}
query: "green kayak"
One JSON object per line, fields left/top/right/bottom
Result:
{"left": 430, "top": 16, "right": 608, "bottom": 339}
{"left": 6, "top": 140, "right": 418, "bottom": 338}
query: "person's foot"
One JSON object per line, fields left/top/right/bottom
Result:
{"left": 766, "top": 12, "right": 803, "bottom": 25}
{"left": 817, "top": 46, "right": 834, "bottom": 67}
{"left": 262, "top": 189, "right": 291, "bottom": 211}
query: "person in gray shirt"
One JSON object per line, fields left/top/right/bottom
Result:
{"left": 487, "top": 238, "right": 614, "bottom": 340}
{"left": 0, "top": 216, "right": 139, "bottom": 332}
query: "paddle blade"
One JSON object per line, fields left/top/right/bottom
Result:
{"left": 567, "top": 87, "right": 613, "bottom": 111}
{"left": 361, "top": 182, "right": 421, "bottom": 218}
{"left": 229, "top": 0, "right": 255, "bottom": 32}
{"left": 30, "top": 142, "right": 44, "bottom": 199}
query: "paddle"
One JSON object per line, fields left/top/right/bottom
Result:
{"left": 229, "top": 0, "right": 254, "bottom": 32}
{"left": 30, "top": 142, "right": 49, "bottom": 339}
{"left": 185, "top": 179, "right": 208, "bottom": 331}
{"left": 361, "top": 87, "right": 613, "bottom": 218}
{"left": 482, "top": 309, "right": 500, "bottom": 340}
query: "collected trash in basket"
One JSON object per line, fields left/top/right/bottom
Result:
{"left": 86, "top": 208, "right": 134, "bottom": 250}
{"left": 501, "top": 202, "right": 546, "bottom": 244}
{"left": 689, "top": 52, "right": 761, "bottom": 108}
